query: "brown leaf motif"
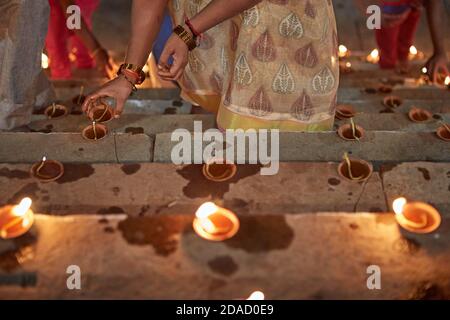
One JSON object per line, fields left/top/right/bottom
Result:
{"left": 291, "top": 90, "right": 315, "bottom": 121}
{"left": 248, "top": 87, "right": 273, "bottom": 116}
{"left": 252, "top": 30, "right": 276, "bottom": 62}
{"left": 295, "top": 42, "right": 318, "bottom": 68}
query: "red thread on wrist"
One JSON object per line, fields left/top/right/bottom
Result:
{"left": 122, "top": 69, "right": 139, "bottom": 83}
{"left": 185, "top": 18, "right": 201, "bottom": 38}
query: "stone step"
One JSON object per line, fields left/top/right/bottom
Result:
{"left": 0, "top": 132, "right": 153, "bottom": 163}
{"left": 154, "top": 131, "right": 450, "bottom": 163}
{"left": 26, "top": 113, "right": 450, "bottom": 134}
{"left": 338, "top": 87, "right": 450, "bottom": 101}
{"left": 0, "top": 213, "right": 449, "bottom": 299}
{"left": 1, "top": 129, "right": 448, "bottom": 164}
{"left": 0, "top": 162, "right": 448, "bottom": 216}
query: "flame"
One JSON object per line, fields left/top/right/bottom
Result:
{"left": 445, "top": 76, "right": 450, "bottom": 86}
{"left": 42, "top": 156, "right": 47, "bottom": 162}
{"left": 12, "top": 198, "right": 32, "bottom": 217}
{"left": 42, "top": 53, "right": 49, "bottom": 69}
{"left": 370, "top": 49, "right": 379, "bottom": 59}
{"left": 393, "top": 197, "right": 407, "bottom": 215}
{"left": 247, "top": 291, "right": 265, "bottom": 300}
{"left": 195, "top": 202, "right": 218, "bottom": 233}
{"left": 409, "top": 46, "right": 418, "bottom": 55}
{"left": 422, "top": 67, "right": 428, "bottom": 74}
{"left": 345, "top": 62, "right": 352, "bottom": 68}
{"left": 338, "top": 45, "right": 348, "bottom": 58}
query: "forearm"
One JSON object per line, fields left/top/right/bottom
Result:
{"left": 125, "top": 0, "right": 168, "bottom": 67}
{"left": 189, "top": 0, "right": 262, "bottom": 33}
{"left": 425, "top": 0, "right": 446, "bottom": 54}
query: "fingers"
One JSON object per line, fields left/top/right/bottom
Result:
{"left": 158, "top": 45, "right": 173, "bottom": 71}
{"left": 82, "top": 92, "right": 106, "bottom": 113}
{"left": 113, "top": 98, "right": 125, "bottom": 119}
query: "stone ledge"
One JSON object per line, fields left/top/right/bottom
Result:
{"left": 0, "top": 162, "right": 386, "bottom": 215}
{"left": 0, "top": 213, "right": 448, "bottom": 299}
{"left": 0, "top": 133, "right": 153, "bottom": 163}
{"left": 154, "top": 131, "right": 450, "bottom": 163}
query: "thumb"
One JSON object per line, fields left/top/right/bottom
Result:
{"left": 114, "top": 98, "right": 126, "bottom": 119}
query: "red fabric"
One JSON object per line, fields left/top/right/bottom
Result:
{"left": 375, "top": 8, "right": 421, "bottom": 69}
{"left": 45, "top": 0, "right": 100, "bottom": 79}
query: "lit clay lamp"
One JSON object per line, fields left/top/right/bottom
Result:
{"left": 88, "top": 99, "right": 113, "bottom": 123}
{"left": 393, "top": 197, "right": 441, "bottom": 234}
{"left": 383, "top": 96, "right": 403, "bottom": 109}
{"left": 366, "top": 49, "right": 380, "bottom": 64}
{"left": 193, "top": 202, "right": 239, "bottom": 242}
{"left": 202, "top": 159, "right": 237, "bottom": 182}
{"left": 436, "top": 123, "right": 450, "bottom": 142}
{"left": 247, "top": 291, "right": 265, "bottom": 300}
{"left": 0, "top": 198, "right": 34, "bottom": 239}
{"left": 338, "top": 45, "right": 350, "bottom": 59}
{"left": 44, "top": 103, "right": 69, "bottom": 119}
{"left": 340, "top": 61, "right": 353, "bottom": 74}
{"left": 408, "top": 107, "right": 432, "bottom": 123}
{"left": 30, "top": 156, "right": 64, "bottom": 182}
{"left": 82, "top": 121, "right": 108, "bottom": 141}
{"left": 435, "top": 73, "right": 450, "bottom": 89}
{"left": 444, "top": 76, "right": 450, "bottom": 90}
{"left": 338, "top": 153, "right": 373, "bottom": 183}
{"left": 408, "top": 46, "right": 424, "bottom": 61}
{"left": 337, "top": 119, "right": 365, "bottom": 141}
{"left": 335, "top": 104, "right": 356, "bottom": 120}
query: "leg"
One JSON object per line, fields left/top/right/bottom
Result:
{"left": 397, "top": 9, "right": 421, "bottom": 62}
{"left": 70, "top": 0, "right": 100, "bottom": 69}
{"left": 376, "top": 24, "right": 401, "bottom": 69}
{"left": 45, "top": 0, "right": 72, "bottom": 79}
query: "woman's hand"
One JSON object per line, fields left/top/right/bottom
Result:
{"left": 93, "top": 48, "right": 116, "bottom": 79}
{"left": 157, "top": 33, "right": 189, "bottom": 81}
{"left": 82, "top": 76, "right": 133, "bottom": 119}
{"left": 424, "top": 51, "right": 449, "bottom": 84}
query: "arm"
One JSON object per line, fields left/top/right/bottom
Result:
{"left": 83, "top": 0, "right": 168, "bottom": 117}
{"left": 424, "top": 0, "right": 448, "bottom": 83}
{"left": 158, "top": 0, "right": 262, "bottom": 80}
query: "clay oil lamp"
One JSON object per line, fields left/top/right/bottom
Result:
{"left": 193, "top": 202, "right": 239, "bottom": 242}
{"left": 44, "top": 102, "right": 69, "bottom": 119}
{"left": 366, "top": 49, "right": 380, "bottom": 64}
{"left": 436, "top": 123, "right": 450, "bottom": 142}
{"left": 445, "top": 76, "right": 450, "bottom": 89}
{"left": 82, "top": 121, "right": 108, "bottom": 141}
{"left": 338, "top": 45, "right": 350, "bottom": 59}
{"left": 0, "top": 198, "right": 34, "bottom": 239}
{"left": 247, "top": 291, "right": 265, "bottom": 300}
{"left": 377, "top": 85, "right": 393, "bottom": 94}
{"left": 337, "top": 119, "right": 365, "bottom": 141}
{"left": 340, "top": 61, "right": 353, "bottom": 74}
{"left": 30, "top": 156, "right": 64, "bottom": 182}
{"left": 408, "top": 107, "right": 432, "bottom": 123}
{"left": 408, "top": 46, "right": 424, "bottom": 61}
{"left": 202, "top": 159, "right": 237, "bottom": 182}
{"left": 335, "top": 104, "right": 356, "bottom": 120}
{"left": 338, "top": 153, "right": 373, "bottom": 183}
{"left": 393, "top": 197, "right": 441, "bottom": 234}
{"left": 72, "top": 86, "right": 86, "bottom": 106}
{"left": 87, "top": 99, "right": 113, "bottom": 123}
{"left": 383, "top": 96, "right": 403, "bottom": 108}
{"left": 435, "top": 72, "right": 450, "bottom": 89}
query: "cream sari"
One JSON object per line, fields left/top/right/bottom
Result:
{"left": 169, "top": 0, "right": 339, "bottom": 131}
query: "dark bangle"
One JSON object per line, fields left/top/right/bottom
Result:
{"left": 117, "top": 63, "right": 146, "bottom": 85}
{"left": 173, "top": 25, "right": 197, "bottom": 51}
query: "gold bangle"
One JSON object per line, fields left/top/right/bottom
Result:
{"left": 173, "top": 25, "right": 197, "bottom": 51}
